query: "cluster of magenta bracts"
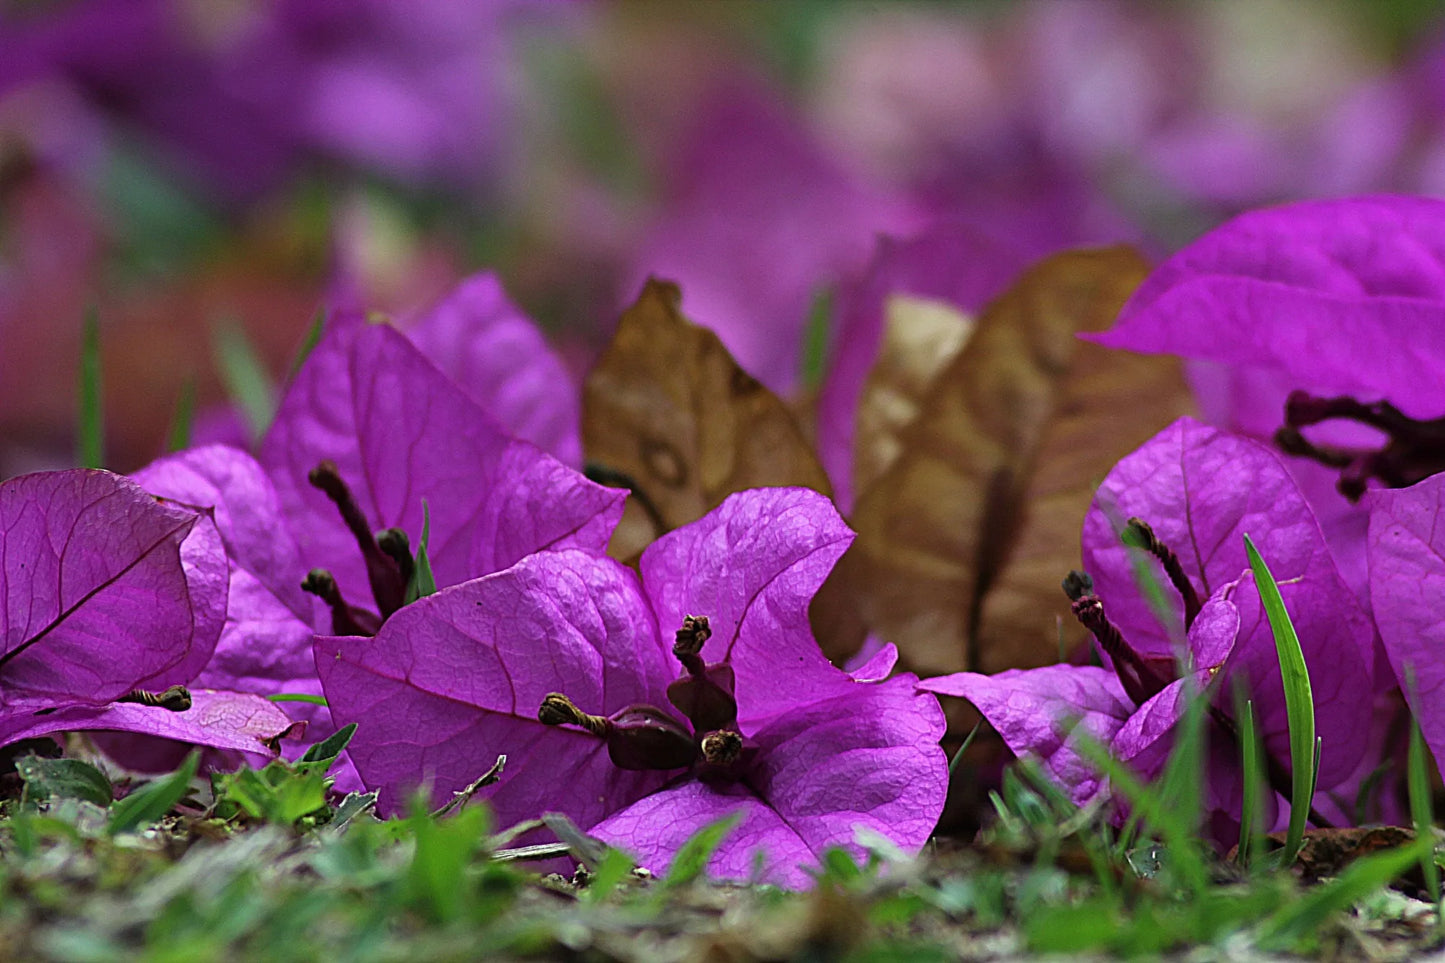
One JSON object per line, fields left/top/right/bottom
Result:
{"left": 926, "top": 196, "right": 1445, "bottom": 841}
{"left": 0, "top": 279, "right": 946, "bottom": 888}
{"left": 7, "top": 195, "right": 1445, "bottom": 881}
{"left": 538, "top": 616, "right": 756, "bottom": 785}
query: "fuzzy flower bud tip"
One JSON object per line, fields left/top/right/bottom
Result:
{"left": 673, "top": 615, "right": 712, "bottom": 656}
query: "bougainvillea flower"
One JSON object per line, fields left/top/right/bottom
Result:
{"left": 318, "top": 488, "right": 946, "bottom": 887}
{"left": 136, "top": 335, "right": 617, "bottom": 744}
{"left": 1092, "top": 195, "right": 1445, "bottom": 478}
{"left": 127, "top": 312, "right": 620, "bottom": 774}
{"left": 0, "top": 469, "right": 295, "bottom": 758}
{"left": 259, "top": 311, "right": 623, "bottom": 632}
{"left": 404, "top": 272, "right": 583, "bottom": 466}
{"left": 1368, "top": 473, "right": 1445, "bottom": 776}
{"left": 1090, "top": 195, "right": 1445, "bottom": 599}
{"left": 922, "top": 418, "right": 1375, "bottom": 833}
{"left": 1080, "top": 420, "right": 1374, "bottom": 788}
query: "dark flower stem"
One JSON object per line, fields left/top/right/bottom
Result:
{"left": 301, "top": 569, "right": 382, "bottom": 636}
{"left": 1123, "top": 517, "right": 1203, "bottom": 630}
{"left": 1063, "top": 571, "right": 1175, "bottom": 704}
{"left": 307, "top": 461, "right": 405, "bottom": 617}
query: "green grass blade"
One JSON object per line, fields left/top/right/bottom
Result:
{"left": 267, "top": 693, "right": 329, "bottom": 706}
{"left": 1148, "top": 679, "right": 1209, "bottom": 894}
{"left": 1243, "top": 533, "right": 1316, "bottom": 866}
{"left": 299, "top": 723, "right": 358, "bottom": 767}
{"left": 799, "top": 285, "right": 834, "bottom": 390}
{"left": 1409, "top": 715, "right": 1441, "bottom": 906}
{"left": 287, "top": 306, "right": 327, "bottom": 381}
{"left": 165, "top": 377, "right": 196, "bottom": 452}
{"left": 212, "top": 318, "right": 275, "bottom": 442}
{"left": 1233, "top": 692, "right": 1266, "bottom": 869}
{"left": 77, "top": 307, "right": 104, "bottom": 468}
{"left": 583, "top": 846, "right": 637, "bottom": 902}
{"left": 404, "top": 500, "right": 438, "bottom": 604}
{"left": 1075, "top": 724, "right": 1207, "bottom": 895}
{"left": 107, "top": 752, "right": 199, "bottom": 835}
{"left": 947, "top": 719, "right": 986, "bottom": 778}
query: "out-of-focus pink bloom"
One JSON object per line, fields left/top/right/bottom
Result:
{"left": 1, "top": 0, "right": 574, "bottom": 199}
{"left": 626, "top": 79, "right": 924, "bottom": 394}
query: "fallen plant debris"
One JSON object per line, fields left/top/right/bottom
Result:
{"left": 582, "top": 278, "right": 833, "bottom": 561}
{"left": 813, "top": 246, "right": 1195, "bottom": 689}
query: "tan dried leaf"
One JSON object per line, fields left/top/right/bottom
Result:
{"left": 852, "top": 293, "right": 976, "bottom": 497}
{"left": 582, "top": 278, "right": 832, "bottom": 560}
{"left": 817, "top": 246, "right": 1195, "bottom": 686}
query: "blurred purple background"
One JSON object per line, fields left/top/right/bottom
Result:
{"left": 3, "top": 0, "right": 1442, "bottom": 473}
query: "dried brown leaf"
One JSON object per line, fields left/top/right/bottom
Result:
{"left": 852, "top": 293, "right": 976, "bottom": 497}
{"left": 582, "top": 278, "right": 831, "bottom": 560}
{"left": 1225, "top": 827, "right": 1417, "bottom": 882}
{"left": 816, "top": 246, "right": 1195, "bottom": 688}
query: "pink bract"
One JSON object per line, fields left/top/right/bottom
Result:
{"left": 1368, "top": 475, "right": 1445, "bottom": 776}
{"left": 0, "top": 469, "right": 293, "bottom": 760}
{"left": 1093, "top": 195, "right": 1445, "bottom": 421}
{"left": 259, "top": 313, "right": 622, "bottom": 610}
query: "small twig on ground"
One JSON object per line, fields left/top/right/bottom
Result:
{"left": 542, "top": 811, "right": 611, "bottom": 870}
{"left": 431, "top": 755, "right": 506, "bottom": 818}
{"left": 491, "top": 842, "right": 576, "bottom": 863}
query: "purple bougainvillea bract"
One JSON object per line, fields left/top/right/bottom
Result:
{"left": 318, "top": 488, "right": 947, "bottom": 887}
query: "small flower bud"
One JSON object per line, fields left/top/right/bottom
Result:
{"left": 538, "top": 695, "right": 695, "bottom": 771}
{"left": 1062, "top": 570, "right": 1094, "bottom": 602}
{"left": 673, "top": 615, "right": 712, "bottom": 657}
{"left": 301, "top": 568, "right": 382, "bottom": 636}
{"left": 695, "top": 728, "right": 753, "bottom": 786}
{"left": 699, "top": 729, "right": 743, "bottom": 766}
{"left": 605, "top": 706, "right": 697, "bottom": 771}
{"left": 117, "top": 685, "right": 192, "bottom": 712}
{"left": 375, "top": 528, "right": 415, "bottom": 588}
{"left": 667, "top": 663, "right": 738, "bottom": 733}
{"left": 537, "top": 692, "right": 609, "bottom": 737}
